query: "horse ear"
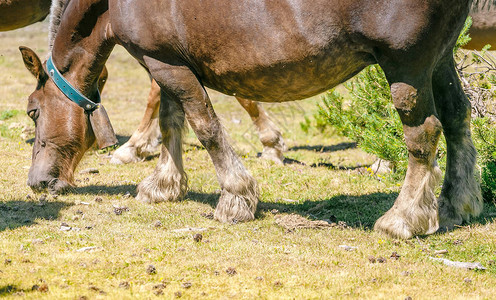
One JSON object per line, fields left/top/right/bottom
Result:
{"left": 19, "top": 46, "right": 46, "bottom": 80}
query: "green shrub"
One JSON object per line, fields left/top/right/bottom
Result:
{"left": 318, "top": 66, "right": 408, "bottom": 175}
{"left": 472, "top": 117, "right": 496, "bottom": 202}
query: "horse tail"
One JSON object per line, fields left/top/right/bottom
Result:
{"left": 48, "top": 0, "right": 70, "bottom": 50}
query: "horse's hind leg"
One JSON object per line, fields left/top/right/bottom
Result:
{"left": 433, "top": 56, "right": 483, "bottom": 230}
{"left": 111, "top": 79, "right": 162, "bottom": 164}
{"left": 236, "top": 97, "right": 286, "bottom": 164}
{"left": 135, "top": 87, "right": 187, "bottom": 203}
{"left": 374, "top": 63, "right": 443, "bottom": 239}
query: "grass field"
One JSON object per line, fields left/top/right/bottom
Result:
{"left": 1, "top": 22, "right": 496, "bottom": 299}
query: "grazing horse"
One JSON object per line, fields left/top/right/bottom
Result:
{"left": 20, "top": 0, "right": 481, "bottom": 239}
{"left": 115, "top": 0, "right": 496, "bottom": 165}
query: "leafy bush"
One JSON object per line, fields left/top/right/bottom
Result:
{"left": 473, "top": 118, "right": 496, "bottom": 202}
{"left": 318, "top": 66, "right": 408, "bottom": 174}
{"left": 317, "top": 17, "right": 496, "bottom": 202}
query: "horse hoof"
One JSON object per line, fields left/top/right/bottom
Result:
{"left": 374, "top": 212, "right": 415, "bottom": 239}
{"left": 260, "top": 148, "right": 284, "bottom": 165}
{"left": 136, "top": 172, "right": 187, "bottom": 203}
{"left": 111, "top": 145, "right": 140, "bottom": 164}
{"left": 438, "top": 214, "right": 462, "bottom": 233}
{"left": 214, "top": 189, "right": 256, "bottom": 223}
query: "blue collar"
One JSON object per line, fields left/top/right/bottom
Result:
{"left": 46, "top": 56, "right": 100, "bottom": 111}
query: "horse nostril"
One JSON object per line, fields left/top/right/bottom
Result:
{"left": 48, "top": 178, "right": 71, "bottom": 194}
{"left": 28, "top": 179, "right": 49, "bottom": 192}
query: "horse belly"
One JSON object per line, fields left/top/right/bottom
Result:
{"left": 201, "top": 50, "right": 374, "bottom": 102}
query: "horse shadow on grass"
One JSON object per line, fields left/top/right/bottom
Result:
{"left": 187, "top": 190, "right": 496, "bottom": 231}
{"left": 266, "top": 142, "right": 365, "bottom": 169}
{"left": 72, "top": 184, "right": 138, "bottom": 196}
{"left": 280, "top": 158, "right": 365, "bottom": 170}
{"left": 187, "top": 190, "right": 398, "bottom": 229}
{"left": 69, "top": 182, "right": 393, "bottom": 229}
{"left": 287, "top": 142, "right": 357, "bottom": 153}
{"left": 0, "top": 199, "right": 71, "bottom": 232}
{"left": 0, "top": 285, "right": 31, "bottom": 297}
{"left": 69, "top": 184, "right": 496, "bottom": 232}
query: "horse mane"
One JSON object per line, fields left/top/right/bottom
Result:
{"left": 48, "top": 0, "right": 70, "bottom": 50}
{"left": 471, "top": 0, "right": 496, "bottom": 12}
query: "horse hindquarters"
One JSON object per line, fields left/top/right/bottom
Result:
{"left": 375, "top": 54, "right": 484, "bottom": 239}
{"left": 373, "top": 50, "right": 483, "bottom": 238}
{"left": 366, "top": 0, "right": 475, "bottom": 239}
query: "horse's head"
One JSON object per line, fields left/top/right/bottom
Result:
{"left": 19, "top": 46, "right": 111, "bottom": 194}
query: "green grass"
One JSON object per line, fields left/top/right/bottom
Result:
{"left": 0, "top": 110, "right": 20, "bottom": 121}
{"left": 0, "top": 22, "right": 495, "bottom": 299}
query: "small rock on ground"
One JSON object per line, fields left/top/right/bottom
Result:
{"left": 226, "top": 267, "right": 237, "bottom": 276}
{"left": 193, "top": 233, "right": 202, "bottom": 242}
{"left": 146, "top": 264, "right": 157, "bottom": 275}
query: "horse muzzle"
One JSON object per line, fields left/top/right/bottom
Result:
{"left": 27, "top": 172, "right": 72, "bottom": 194}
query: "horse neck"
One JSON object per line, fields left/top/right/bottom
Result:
{"left": 51, "top": 0, "right": 115, "bottom": 95}
{"left": 48, "top": 0, "right": 70, "bottom": 50}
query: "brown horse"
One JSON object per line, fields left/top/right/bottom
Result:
{"left": 0, "top": 0, "right": 50, "bottom": 31}
{"left": 3, "top": 0, "right": 488, "bottom": 169}
{"left": 116, "top": 0, "right": 496, "bottom": 165}
{"left": 20, "top": 0, "right": 481, "bottom": 239}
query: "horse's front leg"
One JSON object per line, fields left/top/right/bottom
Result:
{"left": 135, "top": 86, "right": 187, "bottom": 203}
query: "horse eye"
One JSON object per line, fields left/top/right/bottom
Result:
{"left": 28, "top": 109, "right": 39, "bottom": 121}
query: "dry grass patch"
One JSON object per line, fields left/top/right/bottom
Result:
{"left": 0, "top": 22, "right": 495, "bottom": 299}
